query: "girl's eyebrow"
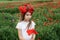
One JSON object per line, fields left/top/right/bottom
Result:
{"left": 26, "top": 14, "right": 29, "bottom": 15}
{"left": 27, "top": 14, "right": 30, "bottom": 15}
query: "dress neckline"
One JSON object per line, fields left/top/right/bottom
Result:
{"left": 22, "top": 21, "right": 29, "bottom": 23}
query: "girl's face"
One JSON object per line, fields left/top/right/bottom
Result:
{"left": 24, "top": 12, "right": 32, "bottom": 21}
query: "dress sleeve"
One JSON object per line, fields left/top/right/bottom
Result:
{"left": 31, "top": 21, "right": 36, "bottom": 29}
{"left": 16, "top": 22, "right": 22, "bottom": 29}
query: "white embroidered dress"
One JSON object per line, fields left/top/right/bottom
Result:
{"left": 16, "top": 21, "right": 36, "bottom": 40}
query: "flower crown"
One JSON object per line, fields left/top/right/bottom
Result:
{"left": 18, "top": 3, "right": 34, "bottom": 15}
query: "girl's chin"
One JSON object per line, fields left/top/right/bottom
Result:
{"left": 24, "top": 19, "right": 30, "bottom": 21}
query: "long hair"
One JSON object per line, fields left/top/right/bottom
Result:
{"left": 19, "top": 12, "right": 32, "bottom": 29}
{"left": 19, "top": 3, "right": 34, "bottom": 29}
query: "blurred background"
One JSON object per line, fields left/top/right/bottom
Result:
{"left": 0, "top": 0, "right": 60, "bottom": 40}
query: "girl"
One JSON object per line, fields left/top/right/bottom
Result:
{"left": 16, "top": 3, "right": 38, "bottom": 40}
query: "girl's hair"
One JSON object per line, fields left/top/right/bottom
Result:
{"left": 19, "top": 12, "right": 31, "bottom": 29}
{"left": 19, "top": 3, "right": 34, "bottom": 29}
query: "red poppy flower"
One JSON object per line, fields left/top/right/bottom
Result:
{"left": 27, "top": 29, "right": 38, "bottom": 36}
{"left": 57, "top": 2, "right": 60, "bottom": 5}
{"left": 43, "top": 22, "right": 47, "bottom": 26}
{"left": 49, "top": 2, "right": 53, "bottom": 6}
{"left": 18, "top": 6, "right": 27, "bottom": 15}
{"left": 47, "top": 18, "right": 53, "bottom": 21}
{"left": 52, "top": 5, "right": 57, "bottom": 8}
{"left": 18, "top": 3, "right": 34, "bottom": 15}
{"left": 24, "top": 3, "right": 34, "bottom": 14}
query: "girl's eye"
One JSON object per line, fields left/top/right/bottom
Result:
{"left": 26, "top": 14, "right": 29, "bottom": 16}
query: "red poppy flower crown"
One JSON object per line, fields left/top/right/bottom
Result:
{"left": 18, "top": 3, "right": 34, "bottom": 15}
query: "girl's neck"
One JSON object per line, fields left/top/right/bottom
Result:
{"left": 23, "top": 19, "right": 29, "bottom": 22}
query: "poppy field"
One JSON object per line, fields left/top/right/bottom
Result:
{"left": 0, "top": 1, "right": 60, "bottom": 40}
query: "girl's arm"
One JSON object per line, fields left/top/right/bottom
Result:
{"left": 17, "top": 29, "right": 25, "bottom": 40}
{"left": 31, "top": 34, "right": 36, "bottom": 40}
{"left": 31, "top": 21, "right": 36, "bottom": 40}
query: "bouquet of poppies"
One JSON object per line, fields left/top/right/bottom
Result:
{"left": 27, "top": 29, "right": 38, "bottom": 36}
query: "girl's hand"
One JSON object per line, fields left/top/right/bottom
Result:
{"left": 30, "top": 39, "right": 34, "bottom": 40}
{"left": 20, "top": 38, "right": 25, "bottom": 40}
{"left": 30, "top": 38, "right": 35, "bottom": 40}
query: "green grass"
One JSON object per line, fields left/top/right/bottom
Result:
{"left": 0, "top": 0, "right": 52, "bottom": 1}
{"left": 0, "top": 1, "right": 60, "bottom": 40}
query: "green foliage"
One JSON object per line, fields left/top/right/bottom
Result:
{"left": 0, "top": 0, "right": 52, "bottom": 1}
{"left": 0, "top": 3, "right": 60, "bottom": 40}
{"left": 0, "top": 7, "right": 19, "bottom": 14}
{"left": 34, "top": 7, "right": 60, "bottom": 40}
{"left": 0, "top": 13, "right": 19, "bottom": 40}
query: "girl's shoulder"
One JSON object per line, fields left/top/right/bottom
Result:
{"left": 17, "top": 21, "right": 24, "bottom": 25}
{"left": 17, "top": 21, "right": 36, "bottom": 25}
{"left": 16, "top": 21, "right": 25, "bottom": 29}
